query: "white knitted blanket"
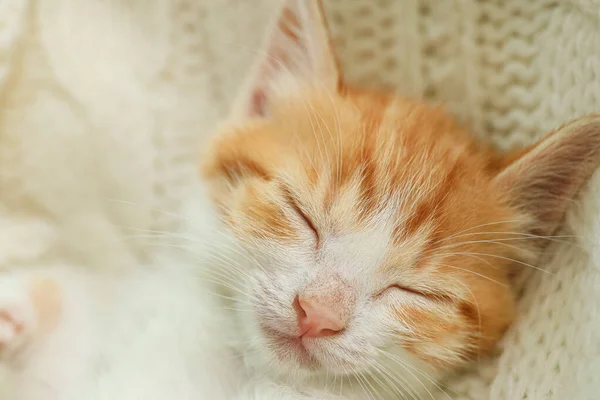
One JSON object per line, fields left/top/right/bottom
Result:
{"left": 0, "top": 0, "right": 599, "bottom": 399}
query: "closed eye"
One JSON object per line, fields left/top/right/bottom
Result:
{"left": 376, "top": 284, "right": 424, "bottom": 298}
{"left": 376, "top": 284, "right": 448, "bottom": 302}
{"left": 283, "top": 189, "right": 320, "bottom": 245}
{"left": 388, "top": 284, "right": 425, "bottom": 296}
{"left": 291, "top": 201, "right": 319, "bottom": 243}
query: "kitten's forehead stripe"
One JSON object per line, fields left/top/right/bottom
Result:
{"left": 458, "top": 301, "right": 479, "bottom": 326}
{"left": 202, "top": 85, "right": 529, "bottom": 370}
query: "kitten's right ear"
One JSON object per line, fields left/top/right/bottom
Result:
{"left": 231, "top": 0, "right": 341, "bottom": 119}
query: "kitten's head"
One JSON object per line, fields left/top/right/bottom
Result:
{"left": 199, "top": 0, "right": 600, "bottom": 381}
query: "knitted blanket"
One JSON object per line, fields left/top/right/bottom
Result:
{"left": 0, "top": 0, "right": 599, "bottom": 398}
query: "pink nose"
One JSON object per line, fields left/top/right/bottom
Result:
{"left": 294, "top": 296, "right": 345, "bottom": 338}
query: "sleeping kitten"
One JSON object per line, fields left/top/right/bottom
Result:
{"left": 1, "top": 0, "right": 600, "bottom": 399}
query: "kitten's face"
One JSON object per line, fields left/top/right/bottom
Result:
{"left": 202, "top": 88, "right": 521, "bottom": 377}
{"left": 199, "top": 0, "right": 600, "bottom": 383}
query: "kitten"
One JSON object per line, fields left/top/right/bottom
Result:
{"left": 195, "top": 0, "right": 600, "bottom": 396}
{"left": 1, "top": 0, "right": 600, "bottom": 399}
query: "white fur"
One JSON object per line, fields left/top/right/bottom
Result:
{"left": 0, "top": 183, "right": 437, "bottom": 400}
{"left": 0, "top": 2, "right": 439, "bottom": 394}
{"left": 0, "top": 263, "right": 243, "bottom": 400}
{"left": 183, "top": 186, "right": 439, "bottom": 399}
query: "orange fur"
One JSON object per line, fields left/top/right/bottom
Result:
{"left": 199, "top": 0, "right": 600, "bottom": 374}
{"left": 202, "top": 87, "right": 523, "bottom": 368}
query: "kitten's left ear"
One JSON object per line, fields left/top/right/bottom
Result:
{"left": 492, "top": 115, "right": 600, "bottom": 239}
{"left": 231, "top": 0, "right": 341, "bottom": 119}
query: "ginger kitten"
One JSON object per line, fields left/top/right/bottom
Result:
{"left": 198, "top": 0, "right": 600, "bottom": 395}
{"left": 1, "top": 0, "right": 600, "bottom": 399}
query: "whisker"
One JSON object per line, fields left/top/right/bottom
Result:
{"left": 378, "top": 349, "right": 435, "bottom": 400}
{"left": 377, "top": 349, "right": 446, "bottom": 400}
{"left": 370, "top": 359, "right": 415, "bottom": 399}
{"left": 427, "top": 238, "right": 532, "bottom": 255}
{"left": 441, "top": 219, "right": 531, "bottom": 242}
{"left": 434, "top": 262, "right": 508, "bottom": 287}
{"left": 435, "top": 251, "right": 552, "bottom": 274}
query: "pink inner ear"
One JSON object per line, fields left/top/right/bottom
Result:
{"left": 251, "top": 90, "right": 267, "bottom": 117}
{"left": 234, "top": 0, "right": 339, "bottom": 119}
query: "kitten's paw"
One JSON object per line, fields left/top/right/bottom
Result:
{"left": 0, "top": 310, "right": 23, "bottom": 348}
{"left": 0, "top": 274, "right": 62, "bottom": 358}
{"left": 0, "top": 277, "right": 37, "bottom": 355}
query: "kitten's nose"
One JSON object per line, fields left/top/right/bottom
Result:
{"left": 294, "top": 295, "right": 346, "bottom": 338}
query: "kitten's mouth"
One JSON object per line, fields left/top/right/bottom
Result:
{"left": 264, "top": 327, "right": 320, "bottom": 370}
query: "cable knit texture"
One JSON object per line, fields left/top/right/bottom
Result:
{"left": 0, "top": 1, "right": 598, "bottom": 399}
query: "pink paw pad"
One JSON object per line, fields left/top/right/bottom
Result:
{"left": 0, "top": 277, "right": 36, "bottom": 356}
{"left": 0, "top": 309, "right": 25, "bottom": 350}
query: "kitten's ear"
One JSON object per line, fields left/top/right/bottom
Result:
{"left": 492, "top": 115, "right": 600, "bottom": 238}
{"left": 231, "top": 0, "right": 340, "bottom": 119}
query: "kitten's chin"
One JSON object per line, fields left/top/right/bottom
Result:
{"left": 265, "top": 328, "right": 320, "bottom": 371}
{"left": 261, "top": 326, "right": 371, "bottom": 378}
